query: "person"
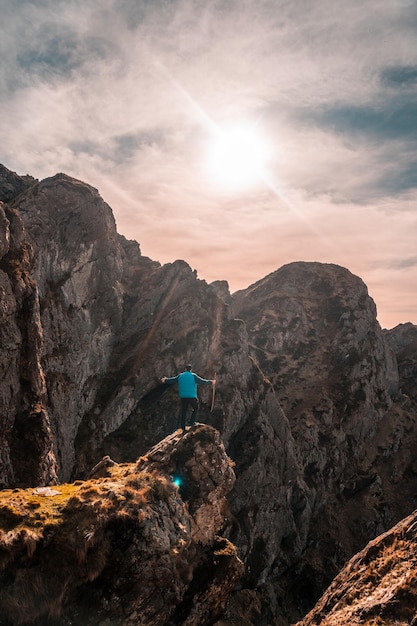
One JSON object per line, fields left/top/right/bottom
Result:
{"left": 161, "top": 365, "right": 216, "bottom": 430}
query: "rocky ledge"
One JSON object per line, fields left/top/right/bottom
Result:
{"left": 0, "top": 425, "right": 243, "bottom": 626}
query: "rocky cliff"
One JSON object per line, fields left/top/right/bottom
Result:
{"left": 0, "top": 424, "right": 242, "bottom": 625}
{"left": 0, "top": 163, "right": 416, "bottom": 625}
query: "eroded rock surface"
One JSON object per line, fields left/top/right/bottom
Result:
{"left": 296, "top": 508, "right": 417, "bottom": 625}
{"left": 0, "top": 425, "right": 243, "bottom": 626}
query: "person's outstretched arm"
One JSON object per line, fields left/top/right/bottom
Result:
{"left": 193, "top": 374, "right": 216, "bottom": 386}
{"left": 161, "top": 375, "right": 179, "bottom": 384}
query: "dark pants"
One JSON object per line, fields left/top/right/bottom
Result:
{"left": 180, "top": 397, "right": 199, "bottom": 429}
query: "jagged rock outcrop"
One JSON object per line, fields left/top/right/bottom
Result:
{"left": 0, "top": 425, "right": 243, "bottom": 626}
{"left": 0, "top": 165, "right": 35, "bottom": 203}
{"left": 1, "top": 164, "right": 417, "bottom": 625}
{"left": 296, "top": 507, "right": 417, "bottom": 625}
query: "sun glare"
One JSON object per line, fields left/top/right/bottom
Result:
{"left": 205, "top": 124, "right": 271, "bottom": 192}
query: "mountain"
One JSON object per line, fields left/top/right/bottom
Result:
{"left": 0, "top": 163, "right": 416, "bottom": 625}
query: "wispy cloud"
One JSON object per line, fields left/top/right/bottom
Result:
{"left": 0, "top": 0, "right": 416, "bottom": 328}
{"left": 387, "top": 256, "right": 417, "bottom": 270}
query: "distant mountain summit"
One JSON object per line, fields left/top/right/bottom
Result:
{"left": 0, "top": 163, "right": 416, "bottom": 625}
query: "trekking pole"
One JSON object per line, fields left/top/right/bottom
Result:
{"left": 211, "top": 371, "right": 217, "bottom": 412}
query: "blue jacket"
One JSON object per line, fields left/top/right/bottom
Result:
{"left": 164, "top": 371, "right": 212, "bottom": 398}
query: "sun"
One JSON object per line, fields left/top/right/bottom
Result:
{"left": 205, "top": 124, "right": 271, "bottom": 192}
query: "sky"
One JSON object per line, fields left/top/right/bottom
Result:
{"left": 0, "top": 0, "right": 416, "bottom": 329}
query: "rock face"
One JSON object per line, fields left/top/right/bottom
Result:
{"left": 1, "top": 164, "right": 417, "bottom": 624}
{"left": 0, "top": 425, "right": 243, "bottom": 626}
{"left": 0, "top": 199, "right": 58, "bottom": 488}
{"left": 296, "top": 508, "right": 417, "bottom": 625}
{"left": 219, "top": 264, "right": 417, "bottom": 623}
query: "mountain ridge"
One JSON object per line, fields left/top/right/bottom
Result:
{"left": 1, "top": 163, "right": 416, "bottom": 624}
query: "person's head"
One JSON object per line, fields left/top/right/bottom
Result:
{"left": 186, "top": 364, "right": 192, "bottom": 371}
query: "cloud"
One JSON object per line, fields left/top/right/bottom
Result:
{"left": 381, "top": 65, "right": 417, "bottom": 87}
{"left": 388, "top": 257, "right": 417, "bottom": 270}
{"left": 0, "top": 0, "right": 416, "bottom": 328}
{"left": 304, "top": 101, "right": 417, "bottom": 142}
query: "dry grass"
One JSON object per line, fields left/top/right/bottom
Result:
{"left": 298, "top": 514, "right": 417, "bottom": 626}
{"left": 0, "top": 461, "right": 176, "bottom": 624}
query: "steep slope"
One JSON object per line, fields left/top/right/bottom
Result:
{"left": 296, "top": 508, "right": 417, "bottom": 625}
{"left": 0, "top": 199, "right": 58, "bottom": 488}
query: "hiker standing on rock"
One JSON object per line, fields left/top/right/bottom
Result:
{"left": 161, "top": 365, "right": 216, "bottom": 430}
